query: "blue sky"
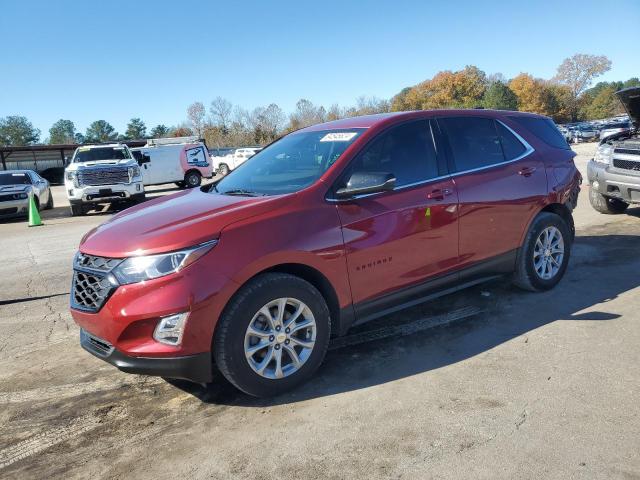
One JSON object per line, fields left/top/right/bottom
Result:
{"left": 1, "top": 0, "right": 639, "bottom": 137}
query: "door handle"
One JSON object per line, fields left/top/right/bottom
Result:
{"left": 427, "top": 188, "right": 453, "bottom": 201}
{"left": 518, "top": 167, "right": 536, "bottom": 177}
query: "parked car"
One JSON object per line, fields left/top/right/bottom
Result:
{"left": 64, "top": 144, "right": 144, "bottom": 216}
{"left": 598, "top": 121, "right": 631, "bottom": 142}
{"left": 573, "top": 124, "right": 598, "bottom": 143}
{"left": 131, "top": 138, "right": 213, "bottom": 188}
{"left": 0, "top": 170, "right": 53, "bottom": 220}
{"left": 212, "top": 147, "right": 262, "bottom": 175}
{"left": 588, "top": 86, "right": 640, "bottom": 214}
{"left": 70, "top": 110, "right": 581, "bottom": 397}
{"left": 558, "top": 126, "right": 573, "bottom": 144}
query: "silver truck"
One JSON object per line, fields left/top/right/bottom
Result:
{"left": 587, "top": 86, "right": 640, "bottom": 214}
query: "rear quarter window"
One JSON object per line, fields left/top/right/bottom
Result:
{"left": 508, "top": 116, "right": 570, "bottom": 150}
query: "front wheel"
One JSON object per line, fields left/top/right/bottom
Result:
{"left": 513, "top": 212, "right": 571, "bottom": 292}
{"left": 214, "top": 273, "right": 331, "bottom": 397}
{"left": 589, "top": 189, "right": 629, "bottom": 214}
{"left": 218, "top": 163, "right": 230, "bottom": 176}
{"left": 69, "top": 204, "right": 84, "bottom": 216}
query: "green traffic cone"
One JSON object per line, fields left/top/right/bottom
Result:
{"left": 28, "top": 194, "right": 43, "bottom": 227}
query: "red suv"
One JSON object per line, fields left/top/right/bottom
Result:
{"left": 70, "top": 110, "right": 581, "bottom": 397}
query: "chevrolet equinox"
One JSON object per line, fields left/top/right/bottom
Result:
{"left": 70, "top": 110, "right": 581, "bottom": 397}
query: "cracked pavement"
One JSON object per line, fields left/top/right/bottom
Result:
{"left": 0, "top": 145, "right": 639, "bottom": 479}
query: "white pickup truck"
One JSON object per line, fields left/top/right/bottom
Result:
{"left": 64, "top": 144, "right": 145, "bottom": 216}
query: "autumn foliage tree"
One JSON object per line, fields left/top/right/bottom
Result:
{"left": 398, "top": 66, "right": 488, "bottom": 110}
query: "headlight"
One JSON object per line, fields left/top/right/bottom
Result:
{"left": 65, "top": 170, "right": 79, "bottom": 187}
{"left": 14, "top": 193, "right": 28, "bottom": 200}
{"left": 128, "top": 166, "right": 140, "bottom": 181}
{"left": 111, "top": 240, "right": 217, "bottom": 284}
{"left": 593, "top": 144, "right": 613, "bottom": 164}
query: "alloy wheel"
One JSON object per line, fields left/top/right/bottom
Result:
{"left": 244, "top": 297, "right": 316, "bottom": 379}
{"left": 533, "top": 226, "right": 564, "bottom": 280}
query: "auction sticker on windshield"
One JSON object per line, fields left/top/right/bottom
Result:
{"left": 320, "top": 132, "right": 358, "bottom": 142}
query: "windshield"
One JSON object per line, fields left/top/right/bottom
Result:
{"left": 0, "top": 173, "right": 31, "bottom": 185}
{"left": 73, "top": 146, "right": 131, "bottom": 163}
{"left": 214, "top": 129, "right": 364, "bottom": 196}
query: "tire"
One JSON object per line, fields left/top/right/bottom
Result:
{"left": 214, "top": 273, "right": 331, "bottom": 397}
{"left": 45, "top": 192, "right": 54, "bottom": 209}
{"left": 513, "top": 212, "right": 571, "bottom": 292}
{"left": 184, "top": 171, "right": 201, "bottom": 188}
{"left": 589, "top": 189, "right": 629, "bottom": 214}
{"left": 219, "top": 163, "right": 230, "bottom": 176}
{"left": 69, "top": 204, "right": 84, "bottom": 216}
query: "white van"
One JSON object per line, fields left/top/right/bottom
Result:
{"left": 130, "top": 137, "right": 214, "bottom": 188}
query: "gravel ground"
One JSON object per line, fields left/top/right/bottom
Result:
{"left": 1, "top": 143, "right": 639, "bottom": 479}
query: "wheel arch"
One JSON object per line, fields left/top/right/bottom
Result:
{"left": 213, "top": 262, "right": 345, "bottom": 343}
{"left": 184, "top": 168, "right": 202, "bottom": 179}
{"left": 519, "top": 202, "right": 574, "bottom": 248}
{"left": 540, "top": 202, "right": 575, "bottom": 240}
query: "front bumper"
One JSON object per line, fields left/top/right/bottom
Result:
{"left": 587, "top": 160, "right": 640, "bottom": 204}
{"left": 80, "top": 329, "right": 212, "bottom": 382}
{"left": 66, "top": 181, "right": 144, "bottom": 204}
{"left": 0, "top": 198, "right": 29, "bottom": 219}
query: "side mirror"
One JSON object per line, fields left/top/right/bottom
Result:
{"left": 335, "top": 171, "right": 396, "bottom": 199}
{"left": 64, "top": 156, "right": 70, "bottom": 166}
{"left": 138, "top": 153, "right": 151, "bottom": 165}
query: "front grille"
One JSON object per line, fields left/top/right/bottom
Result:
{"left": 76, "top": 253, "right": 121, "bottom": 272}
{"left": 613, "top": 159, "right": 640, "bottom": 172}
{"left": 0, "top": 207, "right": 18, "bottom": 215}
{"left": 77, "top": 167, "right": 129, "bottom": 187}
{"left": 613, "top": 148, "right": 640, "bottom": 156}
{"left": 72, "top": 271, "right": 114, "bottom": 312}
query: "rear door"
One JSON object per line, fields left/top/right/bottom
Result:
{"left": 437, "top": 116, "right": 546, "bottom": 269}
{"left": 333, "top": 119, "right": 459, "bottom": 318}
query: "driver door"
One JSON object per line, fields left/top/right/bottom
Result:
{"left": 334, "top": 119, "right": 459, "bottom": 320}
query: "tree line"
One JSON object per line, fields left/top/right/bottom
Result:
{"left": 1, "top": 54, "right": 637, "bottom": 147}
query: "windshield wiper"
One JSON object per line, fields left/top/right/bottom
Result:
{"left": 220, "top": 189, "right": 265, "bottom": 197}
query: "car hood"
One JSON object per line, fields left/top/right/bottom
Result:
{"left": 80, "top": 189, "right": 288, "bottom": 257}
{"left": 0, "top": 185, "right": 31, "bottom": 194}
{"left": 616, "top": 87, "right": 640, "bottom": 128}
{"left": 67, "top": 159, "right": 135, "bottom": 170}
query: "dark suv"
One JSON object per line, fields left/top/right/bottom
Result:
{"left": 70, "top": 110, "right": 581, "bottom": 397}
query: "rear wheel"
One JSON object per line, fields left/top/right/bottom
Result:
{"left": 589, "top": 189, "right": 629, "bottom": 214}
{"left": 184, "top": 171, "right": 201, "bottom": 188}
{"left": 513, "top": 212, "right": 571, "bottom": 292}
{"left": 214, "top": 273, "right": 331, "bottom": 397}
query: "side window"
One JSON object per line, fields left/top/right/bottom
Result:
{"left": 438, "top": 117, "right": 505, "bottom": 172}
{"left": 508, "top": 116, "right": 570, "bottom": 150}
{"left": 496, "top": 122, "right": 527, "bottom": 160}
{"left": 345, "top": 120, "right": 438, "bottom": 187}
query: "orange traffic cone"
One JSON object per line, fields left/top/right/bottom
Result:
{"left": 28, "top": 193, "right": 43, "bottom": 227}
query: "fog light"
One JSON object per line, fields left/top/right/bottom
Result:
{"left": 153, "top": 313, "right": 189, "bottom": 346}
